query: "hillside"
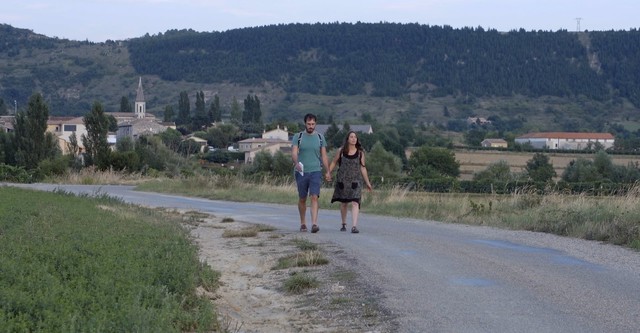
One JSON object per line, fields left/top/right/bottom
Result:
{"left": 1, "top": 23, "right": 640, "bottom": 135}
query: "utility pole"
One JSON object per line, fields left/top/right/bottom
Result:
{"left": 576, "top": 18, "right": 582, "bottom": 32}
{"left": 14, "top": 100, "right": 17, "bottom": 115}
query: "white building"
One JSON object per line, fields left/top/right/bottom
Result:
{"left": 237, "top": 137, "right": 291, "bottom": 163}
{"left": 515, "top": 132, "right": 615, "bottom": 150}
{"left": 261, "top": 125, "right": 289, "bottom": 140}
{"left": 46, "top": 116, "right": 87, "bottom": 155}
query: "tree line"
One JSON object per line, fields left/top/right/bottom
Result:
{"left": 2, "top": 92, "right": 639, "bottom": 196}
{"left": 128, "top": 23, "right": 638, "bottom": 105}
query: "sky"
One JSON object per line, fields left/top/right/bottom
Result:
{"left": 1, "top": 0, "right": 638, "bottom": 42}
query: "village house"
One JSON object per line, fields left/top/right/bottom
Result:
{"left": 116, "top": 118, "right": 168, "bottom": 142}
{"left": 467, "top": 117, "right": 491, "bottom": 126}
{"left": 236, "top": 125, "right": 293, "bottom": 163}
{"left": 115, "top": 78, "right": 170, "bottom": 143}
{"left": 261, "top": 125, "right": 289, "bottom": 140}
{"left": 515, "top": 132, "right": 615, "bottom": 150}
{"left": 183, "top": 135, "right": 208, "bottom": 153}
{"left": 230, "top": 124, "right": 375, "bottom": 164}
{"left": 0, "top": 116, "right": 14, "bottom": 133}
{"left": 481, "top": 138, "right": 508, "bottom": 148}
{"left": 46, "top": 116, "right": 87, "bottom": 155}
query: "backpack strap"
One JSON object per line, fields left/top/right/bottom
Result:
{"left": 297, "top": 132, "right": 324, "bottom": 148}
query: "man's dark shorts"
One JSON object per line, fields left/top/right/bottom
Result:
{"left": 295, "top": 171, "right": 322, "bottom": 198}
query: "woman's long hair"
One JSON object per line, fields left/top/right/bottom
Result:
{"left": 340, "top": 131, "right": 365, "bottom": 166}
{"left": 341, "top": 131, "right": 363, "bottom": 154}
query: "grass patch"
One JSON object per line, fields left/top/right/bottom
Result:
{"left": 273, "top": 250, "right": 329, "bottom": 270}
{"left": 255, "top": 224, "right": 277, "bottom": 232}
{"left": 283, "top": 273, "right": 319, "bottom": 294}
{"left": 0, "top": 186, "right": 218, "bottom": 332}
{"left": 331, "top": 297, "right": 352, "bottom": 305}
{"left": 221, "top": 224, "right": 275, "bottom": 238}
{"left": 222, "top": 226, "right": 259, "bottom": 238}
{"left": 332, "top": 270, "right": 357, "bottom": 282}
{"left": 48, "top": 165, "right": 148, "bottom": 185}
{"left": 290, "top": 237, "right": 318, "bottom": 251}
{"left": 222, "top": 224, "right": 276, "bottom": 238}
{"left": 221, "top": 217, "right": 235, "bottom": 223}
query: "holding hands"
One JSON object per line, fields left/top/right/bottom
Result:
{"left": 324, "top": 171, "right": 332, "bottom": 182}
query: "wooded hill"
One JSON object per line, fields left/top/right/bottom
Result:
{"left": 1, "top": 22, "right": 640, "bottom": 135}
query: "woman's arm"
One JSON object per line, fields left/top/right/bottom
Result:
{"left": 360, "top": 152, "right": 373, "bottom": 191}
{"left": 328, "top": 148, "right": 342, "bottom": 173}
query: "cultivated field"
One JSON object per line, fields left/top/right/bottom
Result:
{"left": 455, "top": 149, "right": 640, "bottom": 180}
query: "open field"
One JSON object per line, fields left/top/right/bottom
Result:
{"left": 455, "top": 149, "right": 640, "bottom": 180}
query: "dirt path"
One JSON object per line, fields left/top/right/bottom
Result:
{"left": 186, "top": 211, "right": 397, "bottom": 333}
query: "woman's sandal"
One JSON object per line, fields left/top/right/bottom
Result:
{"left": 300, "top": 224, "right": 307, "bottom": 232}
{"left": 340, "top": 223, "right": 347, "bottom": 232}
{"left": 351, "top": 226, "right": 359, "bottom": 234}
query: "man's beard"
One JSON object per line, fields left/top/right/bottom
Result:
{"left": 306, "top": 127, "right": 314, "bottom": 133}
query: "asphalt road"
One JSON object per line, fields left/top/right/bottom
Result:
{"left": 6, "top": 183, "right": 640, "bottom": 333}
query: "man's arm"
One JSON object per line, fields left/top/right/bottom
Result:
{"left": 292, "top": 145, "right": 302, "bottom": 172}
{"left": 321, "top": 146, "right": 331, "bottom": 181}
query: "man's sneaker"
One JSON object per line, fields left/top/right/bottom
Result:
{"left": 311, "top": 224, "right": 320, "bottom": 233}
{"left": 300, "top": 224, "right": 307, "bottom": 232}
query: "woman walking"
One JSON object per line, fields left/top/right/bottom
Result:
{"left": 326, "top": 131, "right": 373, "bottom": 233}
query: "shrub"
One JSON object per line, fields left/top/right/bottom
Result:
{"left": 0, "top": 163, "right": 32, "bottom": 182}
{"left": 108, "top": 151, "right": 140, "bottom": 172}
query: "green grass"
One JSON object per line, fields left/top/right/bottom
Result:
{"left": 273, "top": 250, "right": 329, "bottom": 270}
{"left": 290, "top": 237, "right": 318, "bottom": 251}
{"left": 221, "top": 224, "right": 276, "bottom": 238}
{"left": 0, "top": 187, "right": 218, "bottom": 332}
{"left": 282, "top": 273, "right": 319, "bottom": 294}
{"left": 137, "top": 176, "right": 640, "bottom": 250}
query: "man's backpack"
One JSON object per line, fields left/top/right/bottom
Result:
{"left": 297, "top": 132, "right": 323, "bottom": 148}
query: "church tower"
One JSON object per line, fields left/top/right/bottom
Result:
{"left": 134, "top": 77, "right": 146, "bottom": 119}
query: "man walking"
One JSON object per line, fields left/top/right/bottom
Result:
{"left": 291, "top": 113, "right": 331, "bottom": 233}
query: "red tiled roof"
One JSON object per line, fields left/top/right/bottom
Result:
{"left": 517, "top": 132, "right": 614, "bottom": 140}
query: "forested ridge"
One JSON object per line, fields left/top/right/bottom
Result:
{"left": 127, "top": 23, "right": 638, "bottom": 105}
{"left": 1, "top": 22, "right": 640, "bottom": 125}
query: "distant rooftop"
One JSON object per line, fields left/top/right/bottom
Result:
{"left": 314, "top": 124, "right": 373, "bottom": 136}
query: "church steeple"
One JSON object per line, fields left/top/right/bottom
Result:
{"left": 134, "top": 77, "right": 146, "bottom": 119}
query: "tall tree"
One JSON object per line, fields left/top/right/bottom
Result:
{"left": 208, "top": 94, "right": 221, "bottom": 122}
{"left": 163, "top": 105, "right": 175, "bottom": 122}
{"left": 176, "top": 91, "right": 190, "bottom": 126}
{"left": 13, "top": 93, "right": 58, "bottom": 169}
{"left": 324, "top": 122, "right": 341, "bottom": 149}
{"left": 82, "top": 101, "right": 111, "bottom": 168}
{"left": 230, "top": 97, "right": 242, "bottom": 124}
{"left": 242, "top": 94, "right": 262, "bottom": 124}
{"left": 192, "top": 91, "right": 208, "bottom": 130}
{"left": 67, "top": 131, "right": 80, "bottom": 157}
{"left": 0, "top": 98, "right": 7, "bottom": 115}
{"left": 119, "top": 96, "right": 132, "bottom": 113}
